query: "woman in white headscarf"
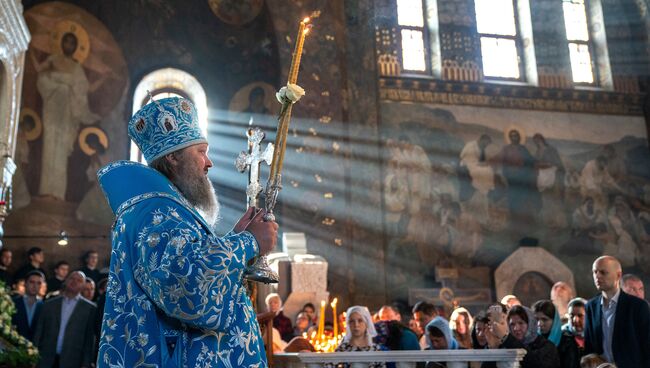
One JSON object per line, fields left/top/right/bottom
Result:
{"left": 333, "top": 306, "right": 386, "bottom": 368}
{"left": 450, "top": 307, "right": 474, "bottom": 349}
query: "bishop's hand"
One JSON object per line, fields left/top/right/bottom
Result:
{"left": 236, "top": 208, "right": 278, "bottom": 256}
{"left": 234, "top": 207, "right": 256, "bottom": 233}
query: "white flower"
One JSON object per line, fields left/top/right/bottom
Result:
{"left": 276, "top": 83, "right": 305, "bottom": 103}
{"left": 137, "top": 332, "right": 149, "bottom": 346}
{"left": 147, "top": 233, "right": 161, "bottom": 247}
{"left": 169, "top": 236, "right": 186, "bottom": 248}
{"left": 230, "top": 326, "right": 247, "bottom": 348}
{"left": 152, "top": 214, "right": 164, "bottom": 225}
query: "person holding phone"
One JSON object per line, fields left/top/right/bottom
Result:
{"left": 483, "top": 303, "right": 560, "bottom": 368}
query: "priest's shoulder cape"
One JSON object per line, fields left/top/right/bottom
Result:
{"left": 96, "top": 160, "right": 267, "bottom": 368}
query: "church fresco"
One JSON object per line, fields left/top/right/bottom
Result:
{"left": 380, "top": 100, "right": 650, "bottom": 298}
{"left": 16, "top": 2, "right": 128, "bottom": 224}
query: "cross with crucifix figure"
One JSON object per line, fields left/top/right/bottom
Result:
{"left": 235, "top": 127, "right": 274, "bottom": 209}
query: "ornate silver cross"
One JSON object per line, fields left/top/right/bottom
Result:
{"left": 235, "top": 127, "right": 274, "bottom": 209}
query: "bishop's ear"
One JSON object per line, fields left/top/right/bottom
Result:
{"left": 166, "top": 152, "right": 180, "bottom": 166}
{"left": 164, "top": 153, "right": 183, "bottom": 177}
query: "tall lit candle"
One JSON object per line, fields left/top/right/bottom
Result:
{"left": 288, "top": 17, "right": 311, "bottom": 84}
{"left": 331, "top": 297, "right": 338, "bottom": 339}
{"left": 268, "top": 16, "right": 312, "bottom": 181}
{"left": 317, "top": 300, "right": 326, "bottom": 338}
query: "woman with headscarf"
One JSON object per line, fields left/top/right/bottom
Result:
{"left": 423, "top": 316, "right": 463, "bottom": 367}
{"left": 450, "top": 307, "right": 473, "bottom": 349}
{"left": 484, "top": 305, "right": 560, "bottom": 368}
{"left": 532, "top": 300, "right": 580, "bottom": 368}
{"left": 332, "top": 306, "right": 386, "bottom": 368}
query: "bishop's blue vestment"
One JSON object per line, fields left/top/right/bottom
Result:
{"left": 97, "top": 160, "right": 267, "bottom": 367}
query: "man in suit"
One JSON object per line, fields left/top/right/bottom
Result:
{"left": 584, "top": 255, "right": 650, "bottom": 368}
{"left": 11, "top": 270, "right": 44, "bottom": 341}
{"left": 34, "top": 271, "right": 96, "bottom": 368}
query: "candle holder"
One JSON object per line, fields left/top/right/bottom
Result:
{"left": 243, "top": 16, "right": 313, "bottom": 284}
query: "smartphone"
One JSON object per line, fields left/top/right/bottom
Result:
{"left": 487, "top": 305, "right": 503, "bottom": 323}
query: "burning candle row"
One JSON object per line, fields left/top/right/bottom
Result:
{"left": 304, "top": 297, "right": 344, "bottom": 353}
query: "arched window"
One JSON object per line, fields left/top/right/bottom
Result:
{"left": 130, "top": 68, "right": 208, "bottom": 163}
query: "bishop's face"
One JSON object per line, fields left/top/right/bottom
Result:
{"left": 179, "top": 143, "right": 213, "bottom": 177}
{"left": 172, "top": 143, "right": 220, "bottom": 226}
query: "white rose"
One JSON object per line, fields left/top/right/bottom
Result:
{"left": 276, "top": 83, "right": 305, "bottom": 104}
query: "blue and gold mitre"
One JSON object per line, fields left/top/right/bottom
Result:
{"left": 128, "top": 97, "right": 207, "bottom": 163}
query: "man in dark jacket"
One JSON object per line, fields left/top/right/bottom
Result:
{"left": 33, "top": 271, "right": 96, "bottom": 368}
{"left": 11, "top": 270, "right": 44, "bottom": 341}
{"left": 584, "top": 256, "right": 650, "bottom": 368}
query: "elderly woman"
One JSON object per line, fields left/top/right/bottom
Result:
{"left": 333, "top": 306, "right": 386, "bottom": 368}
{"left": 532, "top": 300, "right": 580, "bottom": 368}
{"left": 265, "top": 293, "right": 293, "bottom": 342}
{"left": 450, "top": 307, "right": 473, "bottom": 349}
{"left": 484, "top": 305, "right": 560, "bottom": 368}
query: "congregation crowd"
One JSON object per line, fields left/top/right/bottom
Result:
{"left": 267, "top": 256, "right": 649, "bottom": 368}
{"left": 0, "top": 247, "right": 107, "bottom": 368}
{"left": 1, "top": 244, "right": 648, "bottom": 368}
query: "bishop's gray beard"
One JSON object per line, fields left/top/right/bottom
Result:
{"left": 173, "top": 168, "right": 221, "bottom": 227}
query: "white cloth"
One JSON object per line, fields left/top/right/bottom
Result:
{"left": 460, "top": 141, "right": 494, "bottom": 194}
{"left": 343, "top": 306, "right": 377, "bottom": 346}
{"left": 579, "top": 160, "right": 617, "bottom": 198}
{"left": 537, "top": 166, "right": 557, "bottom": 192}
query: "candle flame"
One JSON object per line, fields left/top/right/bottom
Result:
{"left": 321, "top": 300, "right": 326, "bottom": 307}
{"left": 303, "top": 17, "right": 311, "bottom": 23}
{"left": 331, "top": 298, "right": 338, "bottom": 307}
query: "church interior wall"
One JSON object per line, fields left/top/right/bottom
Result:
{"left": 2, "top": 0, "right": 649, "bottom": 313}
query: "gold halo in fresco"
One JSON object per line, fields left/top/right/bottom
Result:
{"left": 439, "top": 287, "right": 455, "bottom": 307}
{"left": 79, "top": 127, "right": 109, "bottom": 156}
{"left": 19, "top": 108, "right": 43, "bottom": 141}
{"left": 50, "top": 20, "right": 90, "bottom": 64}
{"left": 504, "top": 125, "right": 527, "bottom": 145}
{"left": 208, "top": 0, "right": 264, "bottom": 26}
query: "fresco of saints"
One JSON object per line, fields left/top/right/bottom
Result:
{"left": 532, "top": 133, "right": 567, "bottom": 228}
{"left": 459, "top": 134, "right": 495, "bottom": 224}
{"left": 495, "top": 128, "right": 540, "bottom": 227}
{"left": 31, "top": 30, "right": 103, "bottom": 200}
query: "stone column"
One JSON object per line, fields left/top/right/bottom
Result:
{"left": 0, "top": 0, "right": 30, "bottom": 245}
